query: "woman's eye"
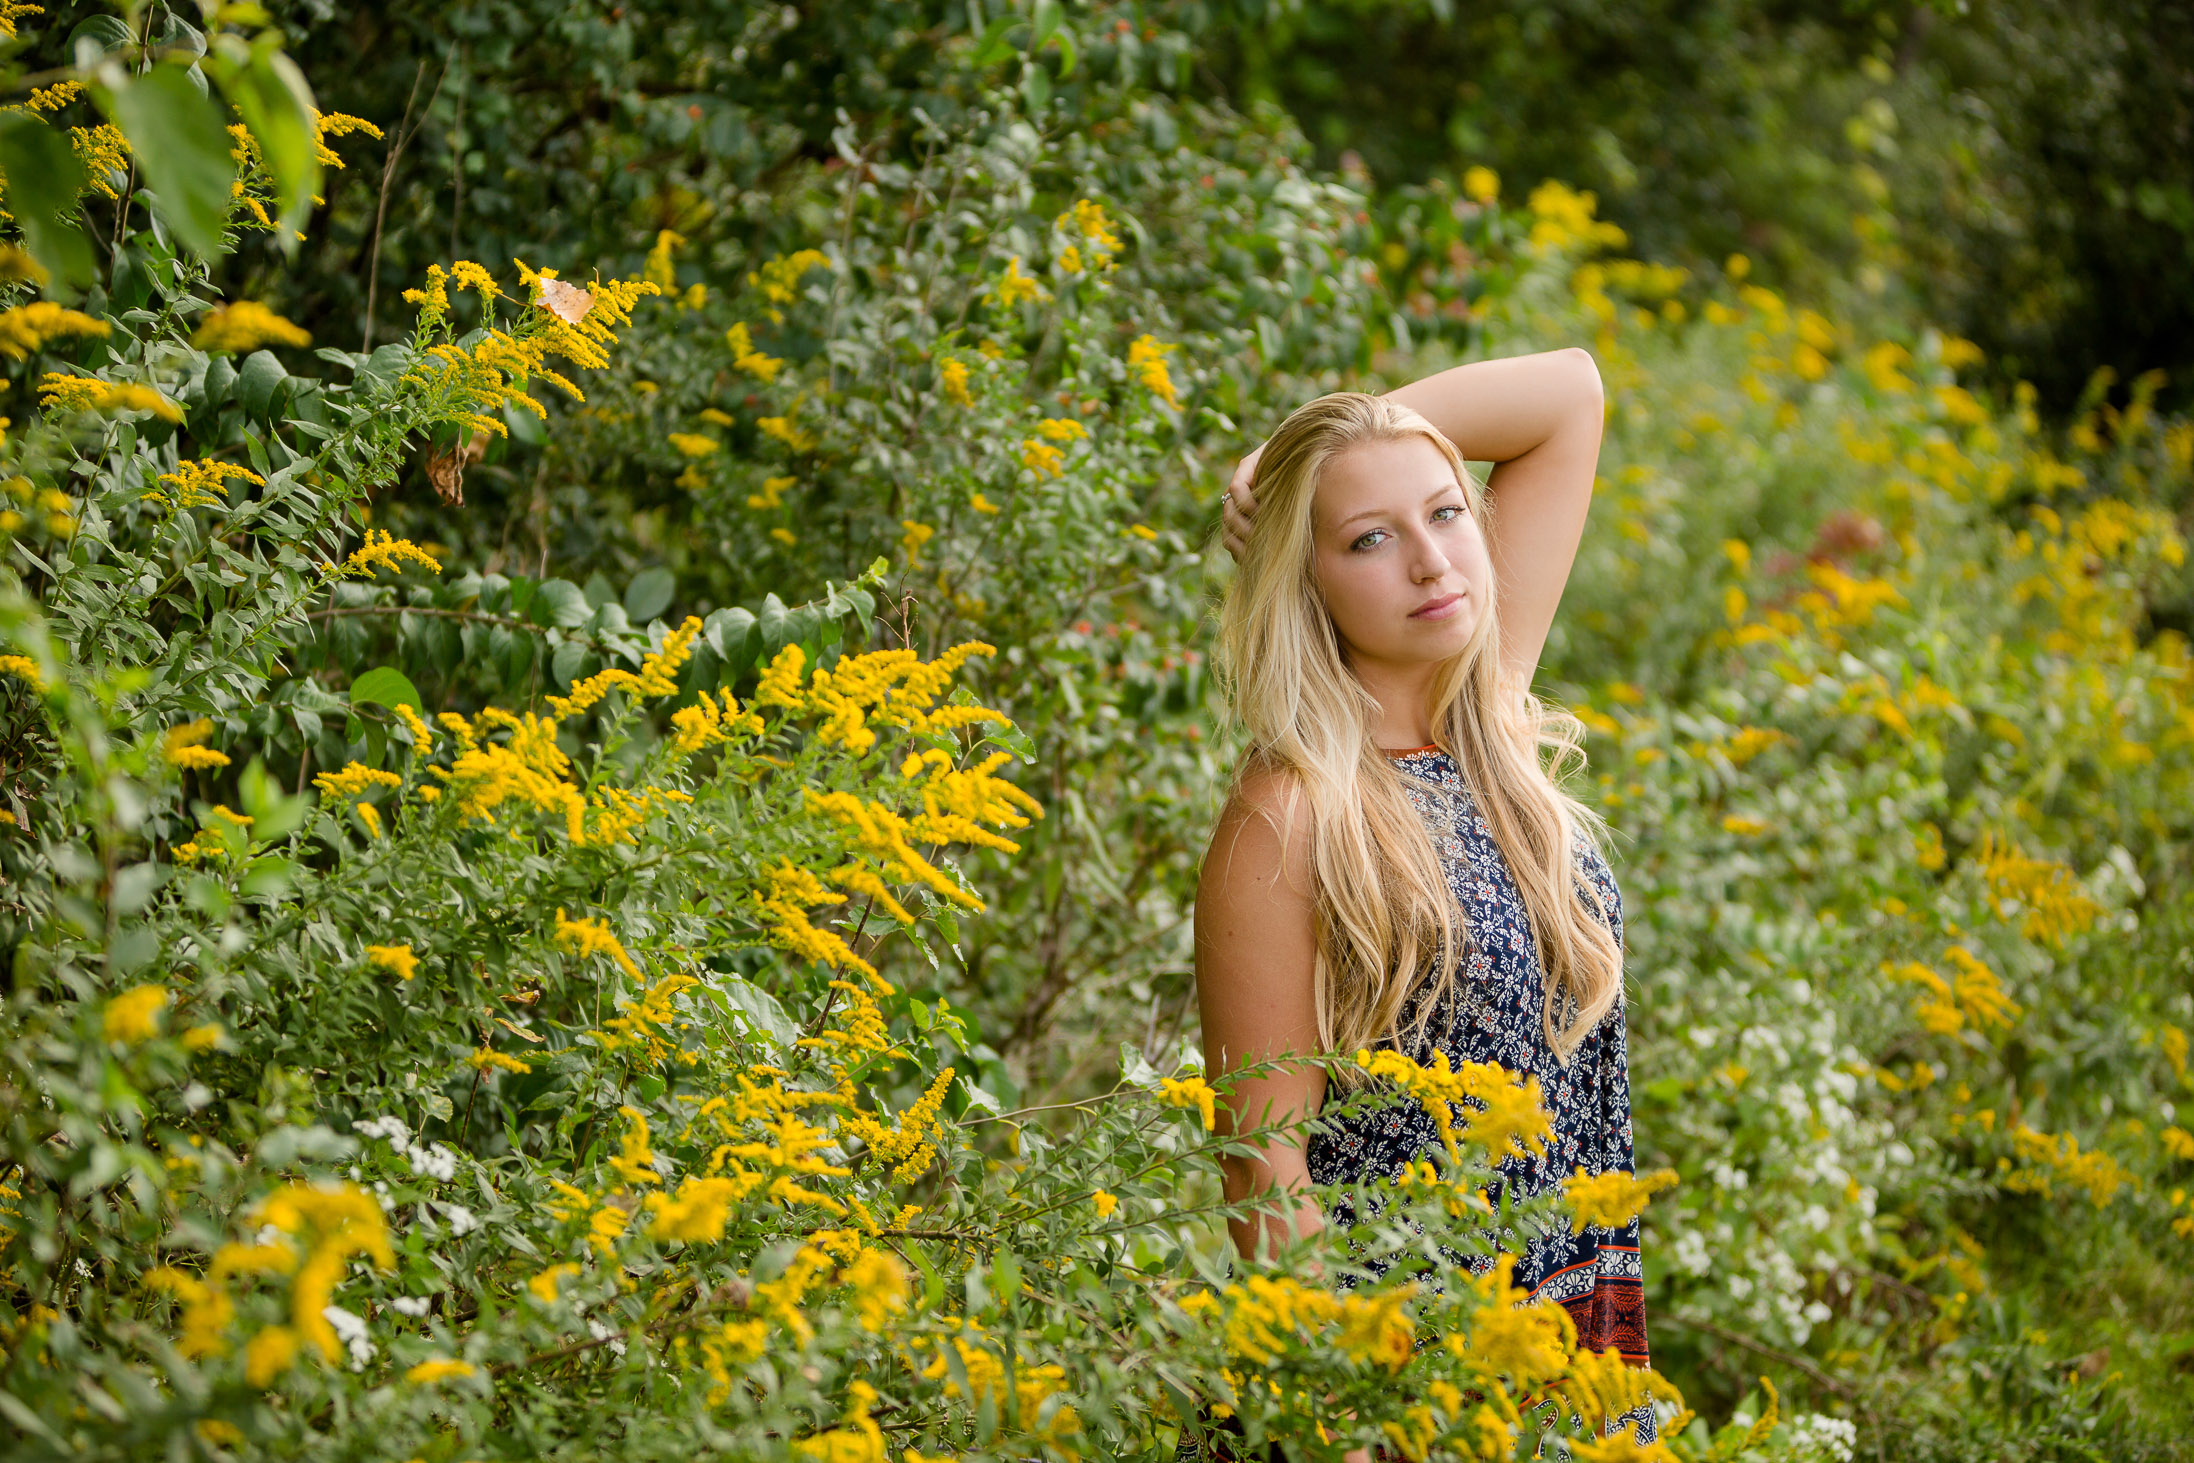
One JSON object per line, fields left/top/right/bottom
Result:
{"left": 1350, "top": 529, "right": 1389, "bottom": 552}
{"left": 1432, "top": 504, "right": 1465, "bottom": 523}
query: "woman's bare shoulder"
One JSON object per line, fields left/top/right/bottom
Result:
{"left": 1202, "top": 756, "right": 1314, "bottom": 902}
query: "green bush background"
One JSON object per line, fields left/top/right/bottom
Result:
{"left": 1, "top": 2, "right": 2190, "bottom": 1460}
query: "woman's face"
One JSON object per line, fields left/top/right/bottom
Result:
{"left": 1310, "top": 435, "right": 1493, "bottom": 671}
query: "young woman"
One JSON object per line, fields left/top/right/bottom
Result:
{"left": 1193, "top": 349, "right": 1654, "bottom": 1452}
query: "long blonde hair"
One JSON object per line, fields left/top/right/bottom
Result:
{"left": 1216, "top": 392, "right": 1622, "bottom": 1076}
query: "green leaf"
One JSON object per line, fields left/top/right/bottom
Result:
{"left": 349, "top": 666, "right": 424, "bottom": 712}
{"left": 235, "top": 350, "right": 287, "bottom": 417}
{"left": 207, "top": 41, "right": 321, "bottom": 242}
{"left": 0, "top": 114, "right": 93, "bottom": 289}
{"left": 533, "top": 579, "right": 591, "bottom": 628}
{"left": 623, "top": 567, "right": 675, "bottom": 623}
{"left": 101, "top": 62, "right": 238, "bottom": 258}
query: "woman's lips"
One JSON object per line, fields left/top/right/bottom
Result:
{"left": 1409, "top": 592, "right": 1465, "bottom": 620}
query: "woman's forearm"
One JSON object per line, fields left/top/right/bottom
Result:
{"left": 1388, "top": 347, "right": 1606, "bottom": 679}
{"left": 1383, "top": 347, "right": 1605, "bottom": 465}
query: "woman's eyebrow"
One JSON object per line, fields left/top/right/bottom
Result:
{"left": 1334, "top": 484, "right": 1460, "bottom": 532}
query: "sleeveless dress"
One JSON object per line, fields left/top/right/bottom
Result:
{"left": 1304, "top": 745, "right": 1656, "bottom": 1446}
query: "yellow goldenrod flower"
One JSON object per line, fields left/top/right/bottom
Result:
{"left": 938, "top": 356, "right": 973, "bottom": 406}
{"left": 70, "top": 125, "right": 131, "bottom": 199}
{"left": 405, "top": 1357, "right": 475, "bottom": 1384}
{"left": 1463, "top": 164, "right": 1500, "bottom": 203}
{"left": 468, "top": 1047, "right": 532, "bottom": 1074}
{"left": 145, "top": 1267, "right": 233, "bottom": 1358}
{"left": 244, "top": 1324, "right": 300, "bottom": 1387}
{"left": 725, "top": 321, "right": 785, "bottom": 381}
{"left": 1159, "top": 1076, "right": 1218, "bottom": 1131}
{"left": 0, "top": 655, "right": 44, "bottom": 691}
{"left": 528, "top": 1263, "right": 580, "bottom": 1303}
{"left": 1020, "top": 437, "right": 1065, "bottom": 478}
{"left": 365, "top": 944, "right": 419, "bottom": 982}
{"left": 1091, "top": 1190, "right": 1118, "bottom": 1218}
{"left": 900, "top": 518, "right": 935, "bottom": 566}
{"left": 758, "top": 413, "right": 817, "bottom": 451}
{"left": 969, "top": 491, "right": 999, "bottom": 514}
{"left": 192, "top": 301, "right": 311, "bottom": 353}
{"left": 149, "top": 459, "right": 264, "bottom": 514}
{"left": 313, "top": 762, "right": 403, "bottom": 800}
{"left": 667, "top": 432, "right": 720, "bottom": 459}
{"left": 1126, "top": 334, "right": 1180, "bottom": 408}
{"left": 748, "top": 249, "right": 830, "bottom": 308}
{"left": 103, "top": 984, "right": 168, "bottom": 1044}
{"left": 162, "top": 719, "right": 231, "bottom": 771}
{"left": 0, "top": 302, "right": 110, "bottom": 360}
{"left": 644, "top": 229, "right": 685, "bottom": 291}
{"left": 181, "top": 1023, "right": 224, "bottom": 1053}
{"left": 332, "top": 529, "right": 441, "bottom": 579}
{"left": 555, "top": 909, "right": 641, "bottom": 977}
{"left": 1036, "top": 416, "right": 1088, "bottom": 443}
{"left": 1561, "top": 1166, "right": 1680, "bottom": 1233}
{"left": 38, "top": 372, "right": 183, "bottom": 422}
{"left": 992, "top": 255, "right": 1049, "bottom": 307}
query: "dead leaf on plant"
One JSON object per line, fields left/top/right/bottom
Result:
{"left": 425, "top": 429, "right": 490, "bottom": 506}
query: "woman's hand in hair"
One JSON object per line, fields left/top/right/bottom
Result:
{"left": 1219, "top": 442, "right": 1264, "bottom": 560}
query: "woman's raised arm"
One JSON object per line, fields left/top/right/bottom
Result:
{"left": 1193, "top": 766, "right": 1330, "bottom": 1265}
{"left": 1221, "top": 347, "right": 1605, "bottom": 683}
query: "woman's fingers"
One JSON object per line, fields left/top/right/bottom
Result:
{"left": 1219, "top": 445, "right": 1264, "bottom": 562}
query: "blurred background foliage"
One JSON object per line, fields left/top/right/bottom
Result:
{"left": 4, "top": 0, "right": 2193, "bottom": 1459}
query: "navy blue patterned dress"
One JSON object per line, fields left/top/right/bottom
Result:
{"left": 1306, "top": 745, "right": 1655, "bottom": 1444}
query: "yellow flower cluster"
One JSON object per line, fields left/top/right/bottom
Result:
{"left": 1159, "top": 1075, "right": 1218, "bottom": 1131}
{"left": 332, "top": 528, "right": 441, "bottom": 578}
{"left": 400, "top": 259, "right": 659, "bottom": 437}
{"left": 841, "top": 1067, "right": 956, "bottom": 1181}
{"left": 149, "top": 459, "right": 263, "bottom": 514}
{"left": 938, "top": 356, "right": 973, "bottom": 406}
{"left": 1127, "top": 333, "right": 1180, "bottom": 408}
{"left": 1560, "top": 1166, "right": 1680, "bottom": 1233}
{"left": 365, "top": 943, "right": 418, "bottom": 981}
{"left": 1886, "top": 946, "right": 2020, "bottom": 1037}
{"left": 547, "top": 616, "right": 701, "bottom": 716}
{"left": 103, "top": 984, "right": 168, "bottom": 1044}
{"left": 1054, "top": 198, "right": 1123, "bottom": 274}
{"left": 2001, "top": 1124, "right": 2137, "bottom": 1207}
{"left": 1526, "top": 180, "right": 1629, "bottom": 253}
{"left": 162, "top": 718, "right": 231, "bottom": 771}
{"left": 750, "top": 249, "right": 831, "bottom": 310}
{"left": 192, "top": 301, "right": 311, "bottom": 353}
{"left": 555, "top": 908, "right": 642, "bottom": 978}
{"left": 173, "top": 805, "right": 254, "bottom": 864}
{"left": 725, "top": 320, "right": 786, "bottom": 381}
{"left": 914, "top": 1323, "right": 1082, "bottom": 1452}
{"left": 993, "top": 256, "right": 1050, "bottom": 307}
{"left": 171, "top": 1181, "right": 399, "bottom": 1387}
{"left": 1180, "top": 1273, "right": 1417, "bottom": 1371}
{"left": 1356, "top": 1047, "right": 1552, "bottom": 1164}
{"left": 38, "top": 373, "right": 183, "bottom": 421}
{"left": 1973, "top": 832, "right": 2102, "bottom": 947}
{"left": 70, "top": 124, "right": 130, "bottom": 200}
{"left": 0, "top": 301, "right": 108, "bottom": 360}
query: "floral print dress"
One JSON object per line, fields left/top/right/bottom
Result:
{"left": 1304, "top": 745, "right": 1656, "bottom": 1445}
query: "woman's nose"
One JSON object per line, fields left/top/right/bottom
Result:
{"left": 1408, "top": 532, "right": 1451, "bottom": 581}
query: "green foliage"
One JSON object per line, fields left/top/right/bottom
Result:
{"left": 1, "top": 3, "right": 2190, "bottom": 1462}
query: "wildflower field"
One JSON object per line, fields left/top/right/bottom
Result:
{"left": 0, "top": 4, "right": 2188, "bottom": 1461}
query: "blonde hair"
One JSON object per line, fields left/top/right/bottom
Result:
{"left": 1216, "top": 391, "right": 1622, "bottom": 1076}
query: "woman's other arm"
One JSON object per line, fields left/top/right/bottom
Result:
{"left": 1194, "top": 766, "right": 1329, "bottom": 1265}
{"left": 1222, "top": 348, "right": 1605, "bottom": 682}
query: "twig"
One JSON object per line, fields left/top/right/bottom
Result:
{"left": 1658, "top": 1308, "right": 1855, "bottom": 1397}
{"left": 306, "top": 603, "right": 534, "bottom": 631}
{"left": 363, "top": 57, "right": 449, "bottom": 352}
